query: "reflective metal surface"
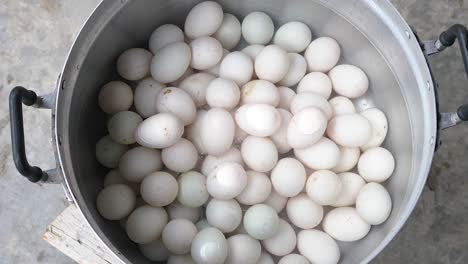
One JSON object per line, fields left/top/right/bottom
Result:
{"left": 440, "top": 112, "right": 463, "bottom": 130}
{"left": 421, "top": 39, "right": 444, "bottom": 56}
{"left": 53, "top": 0, "right": 437, "bottom": 263}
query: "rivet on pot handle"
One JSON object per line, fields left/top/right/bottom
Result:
{"left": 9, "top": 86, "right": 56, "bottom": 182}
{"left": 422, "top": 24, "right": 468, "bottom": 129}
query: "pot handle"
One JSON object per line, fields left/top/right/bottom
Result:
{"left": 422, "top": 24, "right": 468, "bottom": 129}
{"left": 9, "top": 86, "right": 56, "bottom": 182}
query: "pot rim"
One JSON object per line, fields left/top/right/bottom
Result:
{"left": 321, "top": 0, "right": 437, "bottom": 262}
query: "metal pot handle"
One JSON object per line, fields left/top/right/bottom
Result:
{"left": 422, "top": 24, "right": 468, "bottom": 129}
{"left": 9, "top": 86, "right": 58, "bottom": 183}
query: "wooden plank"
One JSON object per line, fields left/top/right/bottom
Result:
{"left": 43, "top": 205, "right": 121, "bottom": 264}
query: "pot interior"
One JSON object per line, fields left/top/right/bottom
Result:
{"left": 56, "top": 0, "right": 436, "bottom": 263}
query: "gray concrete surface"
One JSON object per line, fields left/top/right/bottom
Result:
{"left": 0, "top": 1, "right": 100, "bottom": 263}
{"left": 0, "top": 0, "right": 467, "bottom": 263}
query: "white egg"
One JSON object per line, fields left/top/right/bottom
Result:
{"left": 242, "top": 44, "right": 265, "bottom": 60}
{"left": 190, "top": 37, "right": 224, "bottom": 70}
{"left": 162, "top": 138, "right": 198, "bottom": 172}
{"left": 304, "top": 37, "right": 341, "bottom": 72}
{"left": 225, "top": 234, "right": 262, "bottom": 264}
{"left": 135, "top": 113, "right": 184, "bottom": 149}
{"left": 203, "top": 48, "right": 229, "bottom": 76}
{"left": 358, "top": 147, "right": 395, "bottom": 182}
{"left": 332, "top": 146, "right": 360, "bottom": 173}
{"left": 133, "top": 78, "right": 165, "bottom": 117}
{"left": 167, "top": 254, "right": 195, "bottom": 264}
{"left": 191, "top": 227, "right": 228, "bottom": 264}
{"left": 287, "top": 107, "right": 327, "bottom": 149}
{"left": 323, "top": 207, "right": 371, "bottom": 242}
{"left": 270, "top": 109, "right": 292, "bottom": 154}
{"left": 278, "top": 53, "right": 307, "bottom": 87}
{"left": 278, "top": 86, "right": 296, "bottom": 111}
{"left": 184, "top": 1, "right": 224, "bottom": 39}
{"left": 201, "top": 108, "right": 235, "bottom": 155}
{"left": 139, "top": 239, "right": 170, "bottom": 262}
{"left": 126, "top": 205, "right": 168, "bottom": 244}
{"left": 156, "top": 87, "right": 197, "bottom": 125}
{"left": 255, "top": 45, "right": 290, "bottom": 83}
{"left": 177, "top": 171, "right": 209, "bottom": 208}
{"left": 294, "top": 137, "right": 340, "bottom": 170}
{"left": 356, "top": 182, "right": 392, "bottom": 225}
{"left": 107, "top": 111, "right": 142, "bottom": 145}
{"left": 149, "top": 24, "right": 185, "bottom": 53}
{"left": 243, "top": 204, "right": 279, "bottom": 240}
{"left": 162, "top": 219, "right": 198, "bottom": 254}
{"left": 196, "top": 219, "right": 212, "bottom": 231}
{"left": 296, "top": 72, "right": 332, "bottom": 99}
{"left": 264, "top": 190, "right": 288, "bottom": 213}
{"left": 240, "top": 80, "right": 280, "bottom": 106}
{"left": 329, "top": 96, "right": 356, "bottom": 116}
{"left": 286, "top": 193, "right": 323, "bottom": 229}
{"left": 166, "top": 201, "right": 200, "bottom": 223}
{"left": 331, "top": 172, "right": 366, "bottom": 207}
{"left": 207, "top": 162, "right": 247, "bottom": 199}
{"left": 257, "top": 251, "right": 275, "bottom": 264}
{"left": 140, "top": 171, "right": 178, "bottom": 207}
{"left": 271, "top": 158, "right": 306, "bottom": 197}
{"left": 306, "top": 170, "right": 342, "bottom": 206}
{"left": 327, "top": 113, "right": 372, "bottom": 147}
{"left": 96, "top": 184, "right": 136, "bottom": 220}
{"left": 117, "top": 48, "right": 152, "bottom": 81}
{"left": 241, "top": 12, "right": 274, "bottom": 45}
{"left": 213, "top": 13, "right": 242, "bottom": 50}
{"left": 179, "top": 73, "right": 216, "bottom": 107}
{"left": 186, "top": 110, "right": 207, "bottom": 154}
{"left": 241, "top": 136, "right": 278, "bottom": 172}
{"left": 329, "top": 64, "right": 369, "bottom": 98}
{"left": 273, "top": 21, "right": 312, "bottom": 53}
{"left": 170, "top": 67, "right": 196, "bottom": 87}
{"left": 231, "top": 110, "right": 249, "bottom": 144}
{"left": 290, "top": 92, "right": 333, "bottom": 120}
{"left": 360, "top": 108, "right": 388, "bottom": 150}
{"left": 95, "top": 135, "right": 128, "bottom": 168}
{"left": 98, "top": 81, "right": 133, "bottom": 114}
{"left": 103, "top": 170, "right": 140, "bottom": 194}
{"left": 235, "top": 104, "right": 281, "bottom": 137}
{"left": 278, "top": 254, "right": 310, "bottom": 264}
{"left": 151, "top": 42, "right": 191, "bottom": 83}
{"left": 219, "top": 51, "right": 254, "bottom": 86}
{"left": 237, "top": 171, "right": 272, "bottom": 205}
{"left": 119, "top": 147, "right": 163, "bottom": 183}
{"left": 206, "top": 199, "right": 242, "bottom": 233}
{"left": 262, "top": 219, "right": 296, "bottom": 256}
{"left": 201, "top": 147, "right": 243, "bottom": 176}
{"left": 297, "top": 229, "right": 340, "bottom": 264}
{"left": 206, "top": 78, "right": 240, "bottom": 110}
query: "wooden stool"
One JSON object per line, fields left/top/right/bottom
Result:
{"left": 43, "top": 205, "right": 121, "bottom": 264}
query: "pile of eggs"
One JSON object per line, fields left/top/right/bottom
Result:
{"left": 95, "top": 1, "right": 395, "bottom": 263}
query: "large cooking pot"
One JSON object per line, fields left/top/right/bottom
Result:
{"left": 8, "top": 0, "right": 468, "bottom": 263}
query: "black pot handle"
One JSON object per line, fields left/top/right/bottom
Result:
{"left": 439, "top": 25, "right": 468, "bottom": 121}
{"left": 422, "top": 24, "right": 468, "bottom": 129}
{"left": 9, "top": 86, "right": 48, "bottom": 182}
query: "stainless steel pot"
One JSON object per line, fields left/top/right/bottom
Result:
{"left": 8, "top": 0, "right": 468, "bottom": 263}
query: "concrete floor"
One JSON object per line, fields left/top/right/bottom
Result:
{"left": 0, "top": 0, "right": 467, "bottom": 263}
